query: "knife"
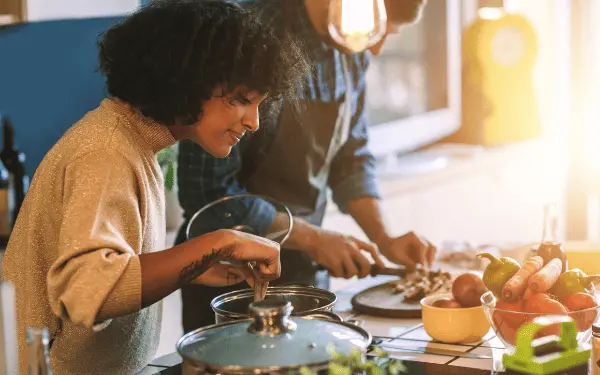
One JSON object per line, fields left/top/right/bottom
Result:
{"left": 378, "top": 343, "right": 492, "bottom": 360}
{"left": 369, "top": 264, "right": 406, "bottom": 278}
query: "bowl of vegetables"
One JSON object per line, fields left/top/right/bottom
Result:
{"left": 478, "top": 252, "right": 600, "bottom": 349}
{"left": 420, "top": 273, "right": 491, "bottom": 344}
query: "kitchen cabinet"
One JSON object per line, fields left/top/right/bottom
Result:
{"left": 0, "top": 0, "right": 141, "bottom": 25}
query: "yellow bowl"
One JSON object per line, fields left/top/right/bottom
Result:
{"left": 420, "top": 293, "right": 491, "bottom": 344}
{"left": 564, "top": 241, "right": 600, "bottom": 275}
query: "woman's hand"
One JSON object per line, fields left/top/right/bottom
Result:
{"left": 140, "top": 229, "right": 280, "bottom": 308}
{"left": 187, "top": 229, "right": 281, "bottom": 287}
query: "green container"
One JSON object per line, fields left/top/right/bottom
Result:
{"left": 503, "top": 316, "right": 590, "bottom": 375}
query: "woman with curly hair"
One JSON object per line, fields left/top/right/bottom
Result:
{"left": 2, "top": 0, "right": 309, "bottom": 374}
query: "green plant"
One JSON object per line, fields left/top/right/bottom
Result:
{"left": 300, "top": 346, "right": 405, "bottom": 375}
{"left": 156, "top": 146, "right": 177, "bottom": 191}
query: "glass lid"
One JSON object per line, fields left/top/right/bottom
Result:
{"left": 177, "top": 298, "right": 370, "bottom": 370}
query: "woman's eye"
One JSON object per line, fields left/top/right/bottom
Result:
{"left": 229, "top": 95, "right": 252, "bottom": 105}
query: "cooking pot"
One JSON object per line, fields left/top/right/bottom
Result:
{"left": 177, "top": 298, "right": 371, "bottom": 375}
{"left": 211, "top": 286, "right": 337, "bottom": 324}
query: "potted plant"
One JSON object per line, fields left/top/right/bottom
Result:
{"left": 157, "top": 145, "right": 184, "bottom": 230}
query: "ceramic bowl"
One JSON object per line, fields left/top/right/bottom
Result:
{"left": 420, "top": 293, "right": 491, "bottom": 344}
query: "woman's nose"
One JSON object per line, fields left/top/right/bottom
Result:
{"left": 243, "top": 107, "right": 260, "bottom": 133}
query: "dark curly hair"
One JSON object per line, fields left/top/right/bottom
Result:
{"left": 98, "top": 0, "right": 310, "bottom": 126}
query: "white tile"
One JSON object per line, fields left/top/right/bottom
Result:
{"left": 398, "top": 325, "right": 490, "bottom": 346}
{"left": 480, "top": 334, "right": 506, "bottom": 349}
{"left": 369, "top": 344, "right": 451, "bottom": 364}
{"left": 333, "top": 291, "right": 355, "bottom": 318}
{"left": 450, "top": 355, "right": 505, "bottom": 371}
{"left": 353, "top": 316, "right": 421, "bottom": 338}
{"left": 396, "top": 325, "right": 433, "bottom": 341}
{"left": 373, "top": 349, "right": 451, "bottom": 365}
{"left": 337, "top": 276, "right": 397, "bottom": 294}
{"left": 448, "top": 346, "right": 507, "bottom": 371}
{"left": 384, "top": 338, "right": 473, "bottom": 353}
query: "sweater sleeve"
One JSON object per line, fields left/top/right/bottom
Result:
{"left": 47, "top": 149, "right": 144, "bottom": 329}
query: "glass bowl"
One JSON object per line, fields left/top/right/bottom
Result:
{"left": 480, "top": 291, "right": 599, "bottom": 349}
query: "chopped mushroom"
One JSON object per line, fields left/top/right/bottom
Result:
{"left": 391, "top": 268, "right": 453, "bottom": 302}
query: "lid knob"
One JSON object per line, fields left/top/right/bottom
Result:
{"left": 247, "top": 297, "right": 297, "bottom": 336}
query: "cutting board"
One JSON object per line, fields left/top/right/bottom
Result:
{"left": 351, "top": 280, "right": 423, "bottom": 318}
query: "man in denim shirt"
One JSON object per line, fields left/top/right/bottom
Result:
{"left": 176, "top": 0, "right": 435, "bottom": 331}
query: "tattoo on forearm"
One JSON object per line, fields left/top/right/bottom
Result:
{"left": 178, "top": 248, "right": 233, "bottom": 284}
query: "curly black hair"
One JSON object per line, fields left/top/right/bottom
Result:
{"left": 98, "top": 0, "right": 310, "bottom": 126}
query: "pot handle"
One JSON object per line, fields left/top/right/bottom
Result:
{"left": 344, "top": 318, "right": 365, "bottom": 327}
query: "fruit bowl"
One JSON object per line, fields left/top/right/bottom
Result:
{"left": 480, "top": 291, "right": 599, "bottom": 349}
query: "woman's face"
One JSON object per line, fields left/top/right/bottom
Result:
{"left": 173, "top": 86, "right": 267, "bottom": 158}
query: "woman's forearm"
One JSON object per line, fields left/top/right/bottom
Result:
{"left": 139, "top": 231, "right": 229, "bottom": 308}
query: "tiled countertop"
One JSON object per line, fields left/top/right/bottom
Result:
{"left": 138, "top": 275, "right": 511, "bottom": 374}
{"left": 332, "top": 275, "right": 507, "bottom": 372}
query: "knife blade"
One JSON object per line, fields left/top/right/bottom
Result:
{"left": 378, "top": 343, "right": 492, "bottom": 360}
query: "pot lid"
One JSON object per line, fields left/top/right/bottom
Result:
{"left": 177, "top": 298, "right": 370, "bottom": 372}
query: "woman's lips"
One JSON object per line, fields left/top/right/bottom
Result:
{"left": 228, "top": 130, "right": 243, "bottom": 144}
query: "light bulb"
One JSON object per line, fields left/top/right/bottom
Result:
{"left": 328, "top": 0, "right": 387, "bottom": 53}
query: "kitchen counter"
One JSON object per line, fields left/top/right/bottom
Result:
{"left": 136, "top": 275, "right": 511, "bottom": 375}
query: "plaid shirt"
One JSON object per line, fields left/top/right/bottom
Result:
{"left": 177, "top": 0, "right": 381, "bottom": 234}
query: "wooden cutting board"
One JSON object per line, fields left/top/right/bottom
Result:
{"left": 351, "top": 280, "right": 423, "bottom": 318}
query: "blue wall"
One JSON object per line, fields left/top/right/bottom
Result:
{"left": 0, "top": 17, "right": 122, "bottom": 175}
{"left": 0, "top": 9, "right": 155, "bottom": 175}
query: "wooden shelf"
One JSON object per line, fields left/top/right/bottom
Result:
{"left": 0, "top": 0, "right": 25, "bottom": 25}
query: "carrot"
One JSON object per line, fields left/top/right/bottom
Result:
{"left": 523, "top": 288, "right": 534, "bottom": 300}
{"left": 502, "top": 256, "right": 544, "bottom": 300}
{"left": 528, "top": 258, "right": 563, "bottom": 293}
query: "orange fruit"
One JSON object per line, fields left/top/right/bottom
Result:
{"left": 565, "top": 293, "right": 598, "bottom": 332}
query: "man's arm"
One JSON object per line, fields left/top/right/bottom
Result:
{"left": 327, "top": 68, "right": 435, "bottom": 268}
{"left": 327, "top": 69, "right": 388, "bottom": 247}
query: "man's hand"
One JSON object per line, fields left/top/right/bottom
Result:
{"left": 305, "top": 229, "right": 386, "bottom": 279}
{"left": 378, "top": 231, "right": 436, "bottom": 270}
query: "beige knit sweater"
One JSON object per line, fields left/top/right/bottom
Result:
{"left": 3, "top": 98, "right": 176, "bottom": 375}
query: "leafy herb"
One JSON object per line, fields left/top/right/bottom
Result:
{"left": 300, "top": 345, "right": 405, "bottom": 375}
{"left": 157, "top": 146, "right": 177, "bottom": 191}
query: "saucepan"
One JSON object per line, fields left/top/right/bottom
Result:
{"left": 211, "top": 285, "right": 338, "bottom": 324}
{"left": 177, "top": 298, "right": 371, "bottom": 375}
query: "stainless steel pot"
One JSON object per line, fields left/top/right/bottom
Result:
{"left": 211, "top": 286, "right": 337, "bottom": 324}
{"left": 177, "top": 299, "right": 371, "bottom": 375}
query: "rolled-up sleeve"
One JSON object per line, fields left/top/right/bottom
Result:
{"left": 328, "top": 88, "right": 381, "bottom": 213}
{"left": 47, "top": 150, "right": 143, "bottom": 329}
